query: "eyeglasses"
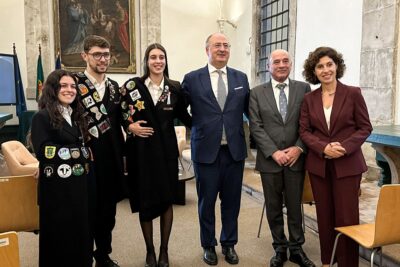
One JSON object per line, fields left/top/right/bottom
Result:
{"left": 211, "top": 43, "right": 231, "bottom": 49}
{"left": 87, "top": 52, "right": 111, "bottom": 60}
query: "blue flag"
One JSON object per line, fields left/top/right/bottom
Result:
{"left": 55, "top": 52, "right": 61, "bottom": 70}
{"left": 14, "top": 54, "right": 27, "bottom": 117}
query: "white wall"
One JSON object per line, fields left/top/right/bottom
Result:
{"left": 160, "top": 0, "right": 252, "bottom": 83}
{"left": 294, "top": 0, "right": 363, "bottom": 87}
{"left": 0, "top": 0, "right": 27, "bottom": 125}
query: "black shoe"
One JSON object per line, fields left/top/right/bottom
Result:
{"left": 222, "top": 246, "right": 239, "bottom": 264}
{"left": 95, "top": 257, "right": 120, "bottom": 267}
{"left": 289, "top": 251, "right": 315, "bottom": 267}
{"left": 158, "top": 247, "right": 169, "bottom": 267}
{"left": 203, "top": 247, "right": 218, "bottom": 265}
{"left": 145, "top": 250, "right": 157, "bottom": 267}
{"left": 270, "top": 251, "right": 287, "bottom": 267}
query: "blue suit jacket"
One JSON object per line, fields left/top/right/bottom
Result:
{"left": 182, "top": 65, "right": 250, "bottom": 164}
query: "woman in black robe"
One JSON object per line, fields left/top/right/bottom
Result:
{"left": 121, "top": 43, "right": 191, "bottom": 267}
{"left": 31, "top": 69, "right": 93, "bottom": 267}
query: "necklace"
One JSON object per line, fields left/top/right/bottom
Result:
{"left": 323, "top": 91, "right": 335, "bottom": 96}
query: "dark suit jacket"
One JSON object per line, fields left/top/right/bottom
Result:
{"left": 182, "top": 65, "right": 250, "bottom": 164}
{"left": 249, "top": 79, "right": 311, "bottom": 173}
{"left": 299, "top": 81, "right": 372, "bottom": 178}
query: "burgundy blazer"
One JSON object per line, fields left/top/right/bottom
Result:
{"left": 299, "top": 81, "right": 372, "bottom": 178}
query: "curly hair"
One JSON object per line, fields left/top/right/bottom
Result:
{"left": 38, "top": 69, "right": 89, "bottom": 141}
{"left": 302, "top": 47, "right": 346, "bottom": 85}
{"left": 141, "top": 43, "right": 169, "bottom": 81}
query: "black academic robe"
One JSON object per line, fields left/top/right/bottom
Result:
{"left": 121, "top": 76, "right": 191, "bottom": 221}
{"left": 31, "top": 109, "right": 92, "bottom": 267}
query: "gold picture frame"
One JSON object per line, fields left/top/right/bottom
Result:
{"left": 53, "top": 0, "right": 136, "bottom": 73}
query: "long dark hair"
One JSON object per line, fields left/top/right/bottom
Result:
{"left": 38, "top": 69, "right": 88, "bottom": 140}
{"left": 141, "top": 43, "right": 169, "bottom": 81}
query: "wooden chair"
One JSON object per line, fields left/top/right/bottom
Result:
{"left": 0, "top": 175, "right": 39, "bottom": 233}
{"left": 0, "top": 231, "right": 20, "bottom": 267}
{"left": 257, "top": 172, "right": 314, "bottom": 237}
{"left": 329, "top": 184, "right": 400, "bottom": 267}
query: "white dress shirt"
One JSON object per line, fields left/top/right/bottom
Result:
{"left": 59, "top": 105, "right": 73, "bottom": 126}
{"left": 145, "top": 77, "right": 165, "bottom": 105}
{"left": 208, "top": 63, "right": 228, "bottom": 99}
{"left": 84, "top": 70, "right": 107, "bottom": 100}
{"left": 271, "top": 78, "right": 290, "bottom": 110}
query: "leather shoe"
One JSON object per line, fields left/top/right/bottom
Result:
{"left": 145, "top": 251, "right": 157, "bottom": 267}
{"left": 158, "top": 247, "right": 169, "bottom": 267}
{"left": 222, "top": 246, "right": 239, "bottom": 264}
{"left": 270, "top": 251, "right": 287, "bottom": 267}
{"left": 203, "top": 247, "right": 218, "bottom": 265}
{"left": 289, "top": 251, "right": 315, "bottom": 267}
{"left": 95, "top": 257, "right": 120, "bottom": 267}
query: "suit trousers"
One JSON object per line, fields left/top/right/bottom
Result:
{"left": 194, "top": 145, "right": 244, "bottom": 248}
{"left": 309, "top": 160, "right": 361, "bottom": 266}
{"left": 260, "top": 169, "right": 305, "bottom": 254}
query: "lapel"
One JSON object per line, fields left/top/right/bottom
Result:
{"left": 138, "top": 78, "right": 156, "bottom": 110}
{"left": 224, "top": 67, "right": 236, "bottom": 110}
{"left": 285, "top": 79, "right": 296, "bottom": 122}
{"left": 62, "top": 118, "right": 80, "bottom": 140}
{"left": 262, "top": 81, "right": 283, "bottom": 123}
{"left": 329, "top": 80, "right": 347, "bottom": 133}
{"left": 155, "top": 77, "right": 172, "bottom": 108}
{"left": 199, "top": 66, "right": 220, "bottom": 109}
{"left": 313, "top": 87, "right": 330, "bottom": 135}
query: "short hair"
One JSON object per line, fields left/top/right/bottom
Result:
{"left": 83, "top": 35, "right": 110, "bottom": 52}
{"left": 205, "top": 32, "right": 228, "bottom": 48}
{"left": 142, "top": 43, "right": 169, "bottom": 80}
{"left": 302, "top": 46, "right": 346, "bottom": 85}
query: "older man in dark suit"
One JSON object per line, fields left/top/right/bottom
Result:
{"left": 182, "top": 32, "right": 250, "bottom": 266}
{"left": 249, "top": 49, "right": 315, "bottom": 267}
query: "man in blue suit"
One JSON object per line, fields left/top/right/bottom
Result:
{"left": 182, "top": 32, "right": 250, "bottom": 265}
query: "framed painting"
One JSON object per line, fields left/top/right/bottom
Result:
{"left": 53, "top": 0, "right": 136, "bottom": 73}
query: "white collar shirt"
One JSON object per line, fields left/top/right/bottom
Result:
{"left": 145, "top": 77, "right": 165, "bottom": 105}
{"left": 208, "top": 63, "right": 228, "bottom": 99}
{"left": 58, "top": 105, "right": 73, "bottom": 126}
{"left": 271, "top": 78, "right": 290, "bottom": 110}
{"left": 84, "top": 70, "right": 107, "bottom": 100}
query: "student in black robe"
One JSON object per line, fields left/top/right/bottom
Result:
{"left": 31, "top": 69, "right": 93, "bottom": 267}
{"left": 121, "top": 43, "right": 191, "bottom": 267}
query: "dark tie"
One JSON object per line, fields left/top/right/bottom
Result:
{"left": 216, "top": 70, "right": 227, "bottom": 110}
{"left": 277, "top": 83, "right": 287, "bottom": 121}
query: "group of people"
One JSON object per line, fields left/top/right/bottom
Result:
{"left": 31, "top": 32, "right": 372, "bottom": 267}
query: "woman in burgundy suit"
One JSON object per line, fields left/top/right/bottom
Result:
{"left": 299, "top": 47, "right": 372, "bottom": 267}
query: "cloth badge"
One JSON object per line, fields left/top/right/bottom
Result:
{"left": 85, "top": 79, "right": 95, "bottom": 90}
{"left": 90, "top": 106, "right": 103, "bottom": 121}
{"left": 43, "top": 165, "right": 54, "bottom": 178}
{"left": 58, "top": 147, "right": 71, "bottom": 160}
{"left": 81, "top": 147, "right": 90, "bottom": 159}
{"left": 126, "top": 80, "right": 136, "bottom": 90}
{"left": 130, "top": 89, "right": 141, "bottom": 102}
{"left": 89, "top": 126, "right": 99, "bottom": 138}
{"left": 135, "top": 100, "right": 145, "bottom": 111}
{"left": 76, "top": 72, "right": 86, "bottom": 78}
{"left": 85, "top": 163, "right": 90, "bottom": 174}
{"left": 78, "top": 84, "right": 89, "bottom": 95}
{"left": 128, "top": 104, "right": 136, "bottom": 116}
{"left": 72, "top": 164, "right": 85, "bottom": 176}
{"left": 98, "top": 120, "right": 111, "bottom": 133}
{"left": 57, "top": 164, "right": 72, "bottom": 178}
{"left": 93, "top": 91, "right": 101, "bottom": 102}
{"left": 122, "top": 112, "right": 130, "bottom": 120}
{"left": 158, "top": 85, "right": 170, "bottom": 103}
{"left": 121, "top": 101, "right": 128, "bottom": 110}
{"left": 120, "top": 86, "right": 127, "bottom": 96}
{"left": 70, "top": 148, "right": 80, "bottom": 159}
{"left": 82, "top": 96, "right": 96, "bottom": 108}
{"left": 100, "top": 104, "right": 108, "bottom": 115}
{"left": 44, "top": 146, "right": 56, "bottom": 159}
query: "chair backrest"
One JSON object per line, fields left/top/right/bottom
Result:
{"left": 0, "top": 175, "right": 39, "bottom": 232}
{"left": 174, "top": 126, "right": 187, "bottom": 157}
{"left": 1, "top": 141, "right": 38, "bottom": 176}
{"left": 302, "top": 172, "right": 314, "bottom": 204}
{"left": 374, "top": 184, "right": 400, "bottom": 246}
{"left": 0, "top": 231, "right": 20, "bottom": 267}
